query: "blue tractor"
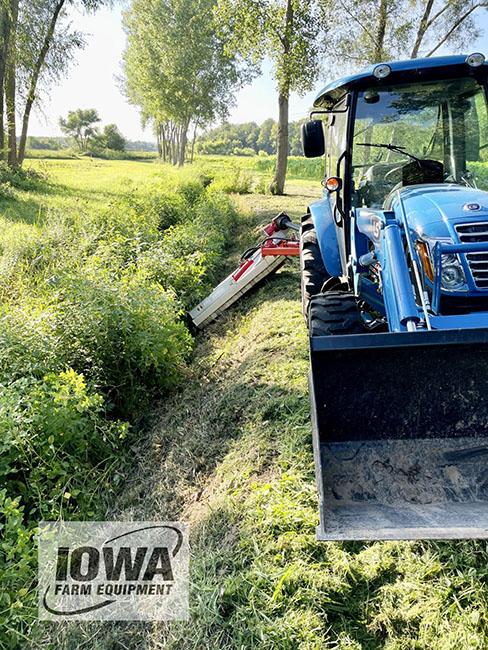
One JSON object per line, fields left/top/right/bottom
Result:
{"left": 301, "top": 53, "right": 488, "bottom": 540}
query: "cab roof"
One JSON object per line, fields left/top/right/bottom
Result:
{"left": 313, "top": 54, "right": 488, "bottom": 110}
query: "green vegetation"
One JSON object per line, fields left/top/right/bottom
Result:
{"left": 0, "top": 0, "right": 111, "bottom": 168}
{"left": 59, "top": 108, "right": 102, "bottom": 151}
{"left": 325, "top": 0, "right": 487, "bottom": 67}
{"left": 193, "top": 153, "right": 325, "bottom": 182}
{"left": 0, "top": 156, "right": 244, "bottom": 648}
{"left": 214, "top": 0, "right": 325, "bottom": 194}
{"left": 4, "top": 155, "right": 488, "bottom": 648}
{"left": 101, "top": 124, "right": 126, "bottom": 152}
{"left": 196, "top": 119, "right": 305, "bottom": 157}
{"left": 58, "top": 109, "right": 127, "bottom": 155}
{"left": 27, "top": 136, "right": 157, "bottom": 154}
{"left": 26, "top": 136, "right": 69, "bottom": 151}
{"left": 122, "top": 0, "right": 246, "bottom": 166}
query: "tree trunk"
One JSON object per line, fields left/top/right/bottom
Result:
{"left": 156, "top": 126, "right": 162, "bottom": 158}
{"left": 178, "top": 120, "right": 189, "bottom": 167}
{"left": 372, "top": 0, "right": 388, "bottom": 63}
{"left": 190, "top": 123, "right": 197, "bottom": 163}
{"left": 0, "top": 3, "right": 12, "bottom": 159}
{"left": 270, "top": 0, "right": 293, "bottom": 196}
{"left": 0, "top": 90, "right": 3, "bottom": 160}
{"left": 410, "top": 0, "right": 434, "bottom": 58}
{"left": 171, "top": 124, "right": 177, "bottom": 165}
{"left": 161, "top": 123, "right": 166, "bottom": 161}
{"left": 270, "top": 89, "right": 289, "bottom": 195}
{"left": 5, "top": 0, "right": 19, "bottom": 168}
{"left": 18, "top": 0, "right": 66, "bottom": 165}
{"left": 6, "top": 59, "right": 16, "bottom": 167}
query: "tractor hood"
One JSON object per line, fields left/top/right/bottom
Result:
{"left": 391, "top": 184, "right": 488, "bottom": 240}
{"left": 387, "top": 184, "right": 488, "bottom": 296}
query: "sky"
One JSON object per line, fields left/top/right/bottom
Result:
{"left": 29, "top": 2, "right": 488, "bottom": 143}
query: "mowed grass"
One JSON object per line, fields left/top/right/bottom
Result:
{"left": 41, "top": 180, "right": 488, "bottom": 650}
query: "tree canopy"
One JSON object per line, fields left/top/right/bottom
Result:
{"left": 122, "top": 0, "right": 248, "bottom": 166}
{"left": 59, "top": 108, "right": 101, "bottom": 150}
{"left": 324, "top": 0, "right": 488, "bottom": 68}
{"left": 102, "top": 123, "right": 126, "bottom": 151}
{"left": 214, "top": 0, "right": 325, "bottom": 193}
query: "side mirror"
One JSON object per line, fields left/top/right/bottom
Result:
{"left": 301, "top": 120, "right": 325, "bottom": 158}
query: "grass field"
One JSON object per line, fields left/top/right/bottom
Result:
{"left": 3, "top": 155, "right": 488, "bottom": 649}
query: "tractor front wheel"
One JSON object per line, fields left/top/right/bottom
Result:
{"left": 308, "top": 292, "right": 363, "bottom": 336}
{"left": 300, "top": 214, "right": 330, "bottom": 323}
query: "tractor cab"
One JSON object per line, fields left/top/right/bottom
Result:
{"left": 302, "top": 54, "right": 488, "bottom": 320}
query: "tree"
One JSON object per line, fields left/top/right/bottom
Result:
{"left": 323, "top": 0, "right": 488, "bottom": 68}
{"left": 0, "top": 0, "right": 111, "bottom": 167}
{"left": 122, "top": 0, "right": 247, "bottom": 166}
{"left": 16, "top": 0, "right": 85, "bottom": 165}
{"left": 102, "top": 123, "right": 126, "bottom": 151}
{"left": 256, "top": 117, "right": 276, "bottom": 154}
{"left": 215, "top": 0, "right": 325, "bottom": 194}
{"left": 59, "top": 108, "right": 101, "bottom": 150}
{"left": 5, "top": 0, "right": 19, "bottom": 167}
{"left": 0, "top": 2, "right": 9, "bottom": 158}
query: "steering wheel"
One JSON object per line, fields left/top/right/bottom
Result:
{"left": 384, "top": 165, "right": 404, "bottom": 181}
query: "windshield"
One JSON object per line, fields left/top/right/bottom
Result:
{"left": 352, "top": 77, "right": 488, "bottom": 208}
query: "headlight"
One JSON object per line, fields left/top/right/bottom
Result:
{"left": 417, "top": 237, "right": 468, "bottom": 292}
{"left": 441, "top": 260, "right": 466, "bottom": 289}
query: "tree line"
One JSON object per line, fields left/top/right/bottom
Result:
{"left": 195, "top": 119, "right": 304, "bottom": 157}
{"left": 27, "top": 133, "right": 157, "bottom": 152}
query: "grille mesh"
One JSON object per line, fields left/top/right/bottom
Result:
{"left": 455, "top": 223, "right": 488, "bottom": 289}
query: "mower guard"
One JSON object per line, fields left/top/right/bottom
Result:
{"left": 310, "top": 327, "right": 488, "bottom": 540}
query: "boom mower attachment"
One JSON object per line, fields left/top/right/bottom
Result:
{"left": 190, "top": 212, "right": 299, "bottom": 328}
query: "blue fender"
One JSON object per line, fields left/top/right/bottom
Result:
{"left": 309, "top": 194, "right": 342, "bottom": 277}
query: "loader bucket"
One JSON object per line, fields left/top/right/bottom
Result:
{"left": 309, "top": 328, "right": 488, "bottom": 540}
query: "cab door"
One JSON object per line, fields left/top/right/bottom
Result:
{"left": 324, "top": 97, "right": 349, "bottom": 275}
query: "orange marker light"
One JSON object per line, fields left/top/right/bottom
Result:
{"left": 416, "top": 241, "right": 434, "bottom": 282}
{"left": 325, "top": 177, "right": 342, "bottom": 192}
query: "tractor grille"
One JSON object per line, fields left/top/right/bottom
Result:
{"left": 455, "top": 222, "right": 488, "bottom": 289}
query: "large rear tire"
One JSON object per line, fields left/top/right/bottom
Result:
{"left": 309, "top": 292, "right": 363, "bottom": 337}
{"left": 300, "top": 214, "right": 330, "bottom": 323}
